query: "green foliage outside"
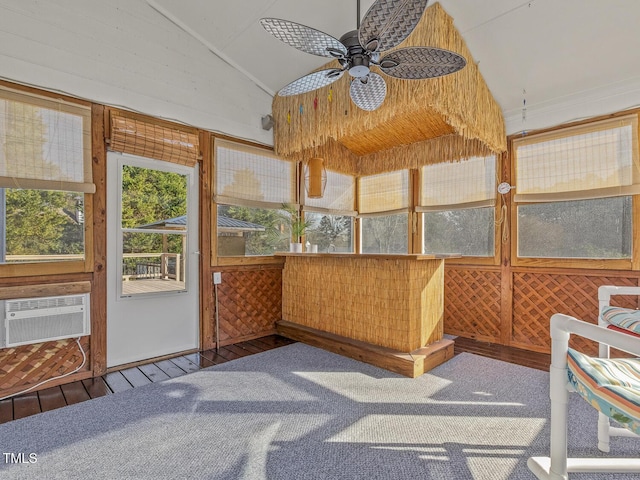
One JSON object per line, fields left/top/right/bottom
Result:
{"left": 218, "top": 204, "right": 288, "bottom": 255}
{"left": 5, "top": 189, "right": 84, "bottom": 257}
{"left": 305, "top": 214, "right": 352, "bottom": 253}
{"left": 121, "top": 165, "right": 188, "bottom": 273}
{"left": 361, "top": 214, "right": 408, "bottom": 254}
{"left": 518, "top": 197, "right": 632, "bottom": 258}
{"left": 424, "top": 208, "right": 494, "bottom": 256}
{"left": 2, "top": 100, "right": 84, "bottom": 260}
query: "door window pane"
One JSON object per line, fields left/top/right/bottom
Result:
{"left": 122, "top": 232, "right": 186, "bottom": 295}
{"left": 120, "top": 165, "right": 188, "bottom": 296}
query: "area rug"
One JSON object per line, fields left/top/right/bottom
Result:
{"left": 0, "top": 344, "right": 638, "bottom": 479}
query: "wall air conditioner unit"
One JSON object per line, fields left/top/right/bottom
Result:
{"left": 4, "top": 293, "right": 90, "bottom": 348}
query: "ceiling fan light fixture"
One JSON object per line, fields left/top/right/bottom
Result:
{"left": 348, "top": 55, "right": 370, "bottom": 78}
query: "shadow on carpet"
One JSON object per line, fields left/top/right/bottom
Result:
{"left": 1, "top": 343, "right": 638, "bottom": 479}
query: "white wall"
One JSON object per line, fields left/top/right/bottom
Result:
{"left": 0, "top": 0, "right": 274, "bottom": 146}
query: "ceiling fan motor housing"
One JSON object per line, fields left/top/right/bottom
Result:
{"left": 340, "top": 30, "right": 371, "bottom": 78}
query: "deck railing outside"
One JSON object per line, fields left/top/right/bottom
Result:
{"left": 122, "top": 253, "right": 182, "bottom": 282}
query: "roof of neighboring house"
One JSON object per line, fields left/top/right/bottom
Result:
{"left": 217, "top": 215, "right": 265, "bottom": 232}
{"left": 139, "top": 214, "right": 265, "bottom": 232}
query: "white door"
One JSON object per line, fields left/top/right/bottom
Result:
{"left": 106, "top": 152, "right": 199, "bottom": 367}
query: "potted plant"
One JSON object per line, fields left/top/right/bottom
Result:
{"left": 282, "top": 203, "right": 311, "bottom": 252}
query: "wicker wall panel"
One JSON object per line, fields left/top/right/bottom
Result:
{"left": 512, "top": 273, "right": 638, "bottom": 354}
{"left": 444, "top": 268, "right": 502, "bottom": 342}
{"left": 0, "top": 336, "right": 90, "bottom": 392}
{"left": 216, "top": 266, "right": 282, "bottom": 343}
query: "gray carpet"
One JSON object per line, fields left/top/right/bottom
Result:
{"left": 0, "top": 344, "right": 638, "bottom": 479}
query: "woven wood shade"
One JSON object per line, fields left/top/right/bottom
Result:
{"left": 272, "top": 2, "right": 506, "bottom": 175}
{"left": 109, "top": 113, "right": 199, "bottom": 167}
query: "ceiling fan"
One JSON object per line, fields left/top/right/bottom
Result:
{"left": 260, "top": 0, "right": 467, "bottom": 111}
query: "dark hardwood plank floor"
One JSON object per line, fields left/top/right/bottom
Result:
{"left": 38, "top": 386, "right": 67, "bottom": 412}
{"left": 12, "top": 393, "right": 40, "bottom": 420}
{"left": 103, "top": 371, "right": 134, "bottom": 393}
{"left": 0, "top": 398, "right": 13, "bottom": 423}
{"left": 0, "top": 334, "right": 548, "bottom": 424}
{"left": 453, "top": 336, "right": 551, "bottom": 371}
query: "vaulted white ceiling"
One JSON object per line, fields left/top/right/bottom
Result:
{"left": 1, "top": 0, "right": 639, "bottom": 144}
{"left": 147, "top": 0, "right": 640, "bottom": 135}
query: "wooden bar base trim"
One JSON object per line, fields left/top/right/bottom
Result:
{"left": 277, "top": 320, "right": 454, "bottom": 378}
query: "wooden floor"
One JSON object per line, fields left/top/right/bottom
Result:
{"left": 122, "top": 278, "right": 186, "bottom": 295}
{"left": 0, "top": 335, "right": 550, "bottom": 424}
{"left": 453, "top": 336, "right": 551, "bottom": 371}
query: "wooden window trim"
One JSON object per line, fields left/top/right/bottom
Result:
{"left": 211, "top": 135, "right": 296, "bottom": 266}
{"left": 509, "top": 114, "right": 640, "bottom": 269}
{"left": 0, "top": 82, "right": 95, "bottom": 277}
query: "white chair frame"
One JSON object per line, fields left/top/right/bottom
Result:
{"left": 597, "top": 285, "right": 640, "bottom": 452}
{"left": 528, "top": 313, "right": 640, "bottom": 479}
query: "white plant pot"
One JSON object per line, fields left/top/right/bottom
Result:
{"left": 290, "top": 242, "right": 303, "bottom": 253}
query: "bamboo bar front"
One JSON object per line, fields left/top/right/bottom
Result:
{"left": 277, "top": 253, "right": 447, "bottom": 352}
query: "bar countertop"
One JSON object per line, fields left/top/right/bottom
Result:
{"left": 275, "top": 252, "right": 459, "bottom": 261}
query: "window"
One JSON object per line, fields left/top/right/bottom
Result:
{"left": 518, "top": 197, "right": 631, "bottom": 259}
{"left": 303, "top": 169, "right": 356, "bottom": 253}
{"left": 119, "top": 164, "right": 189, "bottom": 296}
{"left": 0, "top": 87, "right": 92, "bottom": 268}
{"left": 2, "top": 189, "right": 85, "bottom": 263}
{"left": 361, "top": 214, "right": 408, "bottom": 254}
{"left": 359, "top": 171, "right": 409, "bottom": 254}
{"left": 214, "top": 139, "right": 296, "bottom": 258}
{"left": 423, "top": 208, "right": 494, "bottom": 256}
{"left": 513, "top": 115, "right": 638, "bottom": 264}
{"left": 419, "top": 156, "right": 496, "bottom": 257}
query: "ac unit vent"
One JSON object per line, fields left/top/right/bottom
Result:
{"left": 4, "top": 293, "right": 90, "bottom": 348}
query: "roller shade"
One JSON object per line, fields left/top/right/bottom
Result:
{"left": 109, "top": 113, "right": 199, "bottom": 167}
{"left": 358, "top": 170, "right": 409, "bottom": 215}
{"left": 214, "top": 139, "right": 296, "bottom": 208}
{"left": 0, "top": 87, "right": 94, "bottom": 193}
{"left": 513, "top": 115, "right": 640, "bottom": 203}
{"left": 303, "top": 170, "right": 356, "bottom": 216}
{"left": 418, "top": 155, "right": 496, "bottom": 211}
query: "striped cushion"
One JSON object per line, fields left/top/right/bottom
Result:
{"left": 567, "top": 348, "right": 640, "bottom": 435}
{"left": 601, "top": 306, "right": 640, "bottom": 335}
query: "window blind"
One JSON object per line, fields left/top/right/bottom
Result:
{"left": 418, "top": 155, "right": 496, "bottom": 211}
{"left": 303, "top": 170, "right": 356, "bottom": 216}
{"left": 513, "top": 115, "right": 640, "bottom": 203}
{"left": 214, "top": 139, "right": 296, "bottom": 208}
{"left": 109, "top": 113, "right": 199, "bottom": 168}
{"left": 358, "top": 170, "right": 409, "bottom": 215}
{"left": 0, "top": 87, "right": 94, "bottom": 193}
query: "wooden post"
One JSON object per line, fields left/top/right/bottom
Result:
{"left": 91, "top": 103, "right": 108, "bottom": 376}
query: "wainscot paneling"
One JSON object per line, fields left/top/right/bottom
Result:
{"left": 214, "top": 265, "right": 282, "bottom": 346}
{"left": 0, "top": 336, "right": 91, "bottom": 398}
{"left": 444, "top": 267, "right": 502, "bottom": 343}
{"left": 511, "top": 271, "right": 639, "bottom": 355}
